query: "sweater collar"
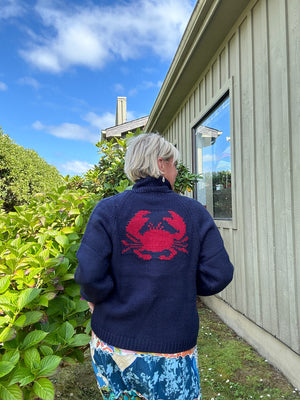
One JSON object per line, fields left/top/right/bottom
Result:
{"left": 132, "top": 176, "right": 173, "bottom": 192}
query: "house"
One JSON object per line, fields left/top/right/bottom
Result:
{"left": 101, "top": 97, "right": 148, "bottom": 140}
{"left": 146, "top": 0, "right": 300, "bottom": 388}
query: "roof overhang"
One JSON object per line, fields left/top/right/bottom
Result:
{"left": 146, "top": 0, "right": 251, "bottom": 133}
{"left": 102, "top": 116, "right": 149, "bottom": 138}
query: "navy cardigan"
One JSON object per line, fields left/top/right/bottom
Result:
{"left": 75, "top": 177, "right": 234, "bottom": 353}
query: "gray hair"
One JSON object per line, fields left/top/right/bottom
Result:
{"left": 124, "top": 133, "right": 179, "bottom": 182}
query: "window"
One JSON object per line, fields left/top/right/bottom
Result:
{"left": 194, "top": 93, "right": 232, "bottom": 220}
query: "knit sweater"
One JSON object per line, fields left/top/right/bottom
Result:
{"left": 75, "top": 176, "right": 234, "bottom": 354}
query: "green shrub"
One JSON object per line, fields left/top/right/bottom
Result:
{"left": 0, "top": 129, "right": 64, "bottom": 212}
{"left": 173, "top": 162, "right": 201, "bottom": 194}
{"left": 66, "top": 136, "right": 130, "bottom": 197}
{"left": 0, "top": 187, "right": 100, "bottom": 400}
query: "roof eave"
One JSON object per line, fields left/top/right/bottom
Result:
{"left": 102, "top": 116, "right": 149, "bottom": 138}
{"left": 146, "top": 0, "right": 251, "bottom": 133}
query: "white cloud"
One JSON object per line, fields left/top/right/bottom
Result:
{"left": 0, "top": 82, "right": 8, "bottom": 91}
{"left": 60, "top": 160, "right": 94, "bottom": 175}
{"left": 48, "top": 123, "right": 98, "bottom": 142}
{"left": 20, "top": 0, "right": 195, "bottom": 73}
{"left": 32, "top": 120, "right": 99, "bottom": 143}
{"left": 83, "top": 111, "right": 115, "bottom": 130}
{"left": 216, "top": 160, "right": 231, "bottom": 171}
{"left": 126, "top": 111, "right": 137, "bottom": 121}
{"left": 32, "top": 120, "right": 44, "bottom": 130}
{"left": 18, "top": 77, "right": 40, "bottom": 89}
{"left": 128, "top": 80, "right": 162, "bottom": 97}
{"left": 32, "top": 109, "right": 118, "bottom": 142}
{"left": 0, "top": 0, "right": 25, "bottom": 19}
{"left": 223, "top": 145, "right": 231, "bottom": 155}
{"left": 114, "top": 83, "right": 125, "bottom": 93}
{"left": 203, "top": 154, "right": 216, "bottom": 163}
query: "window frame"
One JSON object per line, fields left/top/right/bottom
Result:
{"left": 191, "top": 79, "right": 237, "bottom": 229}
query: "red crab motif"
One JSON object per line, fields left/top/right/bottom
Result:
{"left": 122, "top": 210, "right": 188, "bottom": 260}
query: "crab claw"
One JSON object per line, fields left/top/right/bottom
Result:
{"left": 126, "top": 210, "right": 151, "bottom": 241}
{"left": 163, "top": 211, "right": 187, "bottom": 240}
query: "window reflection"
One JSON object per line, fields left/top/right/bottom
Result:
{"left": 194, "top": 95, "right": 232, "bottom": 219}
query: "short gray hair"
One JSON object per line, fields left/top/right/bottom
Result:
{"left": 124, "top": 133, "right": 179, "bottom": 182}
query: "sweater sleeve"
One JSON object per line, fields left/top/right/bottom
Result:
{"left": 197, "top": 212, "right": 234, "bottom": 296}
{"left": 74, "top": 201, "right": 114, "bottom": 304}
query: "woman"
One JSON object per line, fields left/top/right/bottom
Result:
{"left": 75, "top": 133, "right": 234, "bottom": 400}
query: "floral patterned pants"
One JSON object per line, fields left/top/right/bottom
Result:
{"left": 90, "top": 333, "right": 202, "bottom": 400}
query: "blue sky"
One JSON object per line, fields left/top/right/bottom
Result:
{"left": 0, "top": 0, "right": 196, "bottom": 176}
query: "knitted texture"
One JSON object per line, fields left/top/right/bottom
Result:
{"left": 75, "top": 177, "right": 233, "bottom": 353}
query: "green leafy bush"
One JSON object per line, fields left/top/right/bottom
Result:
{"left": 0, "top": 129, "right": 64, "bottom": 212}
{"left": 96, "top": 137, "right": 130, "bottom": 197}
{"left": 66, "top": 136, "right": 130, "bottom": 197}
{"left": 174, "top": 162, "right": 201, "bottom": 194}
{"left": 0, "top": 187, "right": 100, "bottom": 400}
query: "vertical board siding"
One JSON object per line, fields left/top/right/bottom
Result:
{"left": 212, "top": 61, "right": 219, "bottom": 95}
{"left": 220, "top": 228, "right": 235, "bottom": 305}
{"left": 194, "top": 85, "right": 200, "bottom": 122}
{"left": 252, "top": 0, "right": 279, "bottom": 335}
{"left": 220, "top": 48, "right": 228, "bottom": 87}
{"left": 240, "top": 15, "right": 262, "bottom": 324}
{"left": 287, "top": 0, "right": 300, "bottom": 347}
{"left": 232, "top": 29, "right": 249, "bottom": 315}
{"left": 228, "top": 30, "right": 249, "bottom": 314}
{"left": 162, "top": 0, "right": 299, "bottom": 353}
{"left": 267, "top": 0, "right": 296, "bottom": 349}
